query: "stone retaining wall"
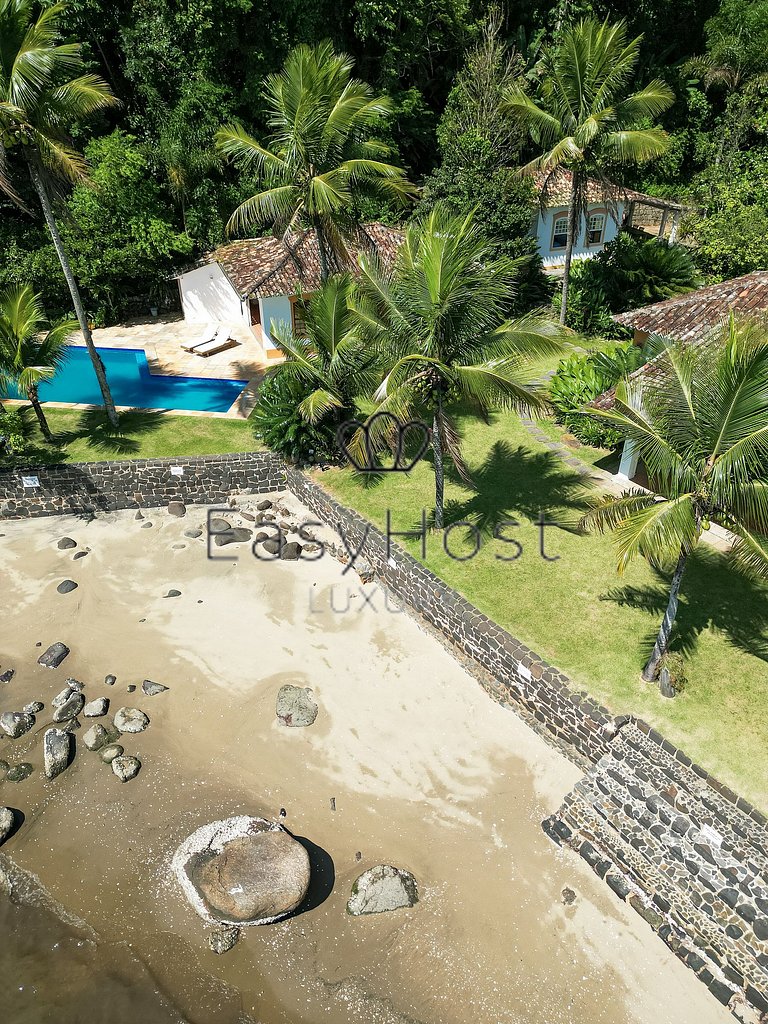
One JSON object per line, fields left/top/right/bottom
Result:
{"left": 0, "top": 452, "right": 285, "bottom": 519}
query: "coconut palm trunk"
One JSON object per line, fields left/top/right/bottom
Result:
{"left": 27, "top": 160, "right": 119, "bottom": 428}
{"left": 642, "top": 548, "right": 689, "bottom": 682}
{"left": 559, "top": 178, "right": 579, "bottom": 326}
{"left": 26, "top": 385, "right": 52, "bottom": 441}
{"left": 432, "top": 399, "right": 445, "bottom": 529}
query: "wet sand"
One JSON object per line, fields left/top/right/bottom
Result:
{"left": 0, "top": 500, "right": 730, "bottom": 1024}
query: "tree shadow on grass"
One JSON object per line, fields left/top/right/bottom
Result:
{"left": 599, "top": 546, "right": 768, "bottom": 666}
{"left": 52, "top": 408, "right": 167, "bottom": 457}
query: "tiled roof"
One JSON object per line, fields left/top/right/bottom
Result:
{"left": 532, "top": 167, "right": 680, "bottom": 209}
{"left": 203, "top": 223, "right": 404, "bottom": 299}
{"left": 590, "top": 272, "right": 768, "bottom": 411}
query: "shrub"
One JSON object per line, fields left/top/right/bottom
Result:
{"left": 251, "top": 370, "right": 349, "bottom": 465}
{"left": 0, "top": 407, "right": 30, "bottom": 464}
{"left": 548, "top": 343, "right": 646, "bottom": 448}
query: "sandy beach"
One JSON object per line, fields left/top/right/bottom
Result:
{"left": 0, "top": 498, "right": 730, "bottom": 1024}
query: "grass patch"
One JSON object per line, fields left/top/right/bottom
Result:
{"left": 316, "top": 406, "right": 768, "bottom": 810}
{"left": 533, "top": 416, "right": 621, "bottom": 474}
{"left": 1, "top": 406, "right": 260, "bottom": 466}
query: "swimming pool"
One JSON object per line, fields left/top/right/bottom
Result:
{"left": 17, "top": 346, "right": 246, "bottom": 414}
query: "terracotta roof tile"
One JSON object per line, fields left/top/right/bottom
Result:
{"left": 531, "top": 168, "right": 678, "bottom": 208}
{"left": 203, "top": 223, "right": 404, "bottom": 299}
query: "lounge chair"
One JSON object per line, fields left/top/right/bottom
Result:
{"left": 194, "top": 328, "right": 237, "bottom": 357}
{"left": 181, "top": 324, "right": 217, "bottom": 353}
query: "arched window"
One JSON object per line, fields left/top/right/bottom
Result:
{"left": 551, "top": 213, "right": 568, "bottom": 250}
{"left": 587, "top": 210, "right": 607, "bottom": 246}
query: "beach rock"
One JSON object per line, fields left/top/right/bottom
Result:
{"left": 73, "top": 551, "right": 88, "bottom": 560}
{"left": 57, "top": 580, "right": 78, "bottom": 595}
{"left": 262, "top": 538, "right": 281, "bottom": 555}
{"left": 0, "top": 669, "right": 15, "bottom": 683}
{"left": 113, "top": 707, "right": 149, "bottom": 734}
{"left": 276, "top": 685, "right": 318, "bottom": 728}
{"left": 279, "top": 541, "right": 303, "bottom": 560}
{"left": 172, "top": 816, "right": 311, "bottom": 926}
{"left": 142, "top": 680, "right": 168, "bottom": 696}
{"left": 0, "top": 808, "right": 14, "bottom": 845}
{"left": 37, "top": 642, "right": 70, "bottom": 669}
{"left": 43, "top": 728, "right": 72, "bottom": 780}
{"left": 0, "top": 761, "right": 9, "bottom": 782}
{"left": 83, "top": 697, "right": 109, "bottom": 717}
{"left": 52, "top": 692, "right": 85, "bottom": 723}
{"left": 347, "top": 865, "right": 419, "bottom": 916}
{"left": 254, "top": 532, "right": 269, "bottom": 543}
{"left": 66, "top": 678, "right": 84, "bottom": 692}
{"left": 165, "top": 589, "right": 182, "bottom": 598}
{"left": 57, "top": 537, "right": 77, "bottom": 550}
{"left": 209, "top": 518, "right": 230, "bottom": 534}
{"left": 52, "top": 685, "right": 74, "bottom": 707}
{"left": 213, "top": 527, "right": 252, "bottom": 547}
{"left": 239, "top": 511, "right": 256, "bottom": 522}
{"left": 83, "top": 724, "right": 110, "bottom": 751}
{"left": 257, "top": 500, "right": 273, "bottom": 511}
{"left": 7, "top": 763, "right": 32, "bottom": 783}
{"left": 141, "top": 521, "right": 153, "bottom": 529}
{"left": 135, "top": 511, "right": 144, "bottom": 520}
{"left": 209, "top": 925, "right": 241, "bottom": 955}
{"left": 172, "top": 544, "right": 186, "bottom": 550}
{"left": 105, "top": 674, "right": 116, "bottom": 686}
{"left": 168, "top": 501, "right": 187, "bottom": 517}
{"left": 99, "top": 743, "right": 124, "bottom": 764}
{"left": 112, "top": 755, "right": 141, "bottom": 782}
{"left": 23, "top": 701, "right": 44, "bottom": 714}
{"left": 0, "top": 712, "right": 35, "bottom": 739}
{"left": 184, "top": 528, "right": 203, "bottom": 539}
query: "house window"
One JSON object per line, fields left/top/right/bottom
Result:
{"left": 551, "top": 214, "right": 568, "bottom": 250}
{"left": 587, "top": 211, "right": 607, "bottom": 246}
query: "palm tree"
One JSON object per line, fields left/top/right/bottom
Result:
{"left": 216, "top": 41, "right": 416, "bottom": 281}
{"left": 354, "top": 205, "right": 566, "bottom": 528}
{"left": 579, "top": 319, "right": 768, "bottom": 683}
{"left": 0, "top": 0, "right": 120, "bottom": 426}
{"left": 0, "top": 284, "right": 75, "bottom": 441}
{"left": 504, "top": 18, "right": 675, "bottom": 325}
{"left": 268, "top": 273, "right": 380, "bottom": 425}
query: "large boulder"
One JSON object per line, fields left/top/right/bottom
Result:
{"left": 43, "top": 728, "right": 72, "bottom": 780}
{"left": 213, "top": 527, "right": 252, "bottom": 547}
{"left": 52, "top": 692, "right": 85, "bottom": 723}
{"left": 113, "top": 707, "right": 149, "bottom": 734}
{"left": 37, "top": 642, "right": 70, "bottom": 669}
{"left": 172, "top": 816, "right": 310, "bottom": 926}
{"left": 347, "top": 865, "right": 419, "bottom": 916}
{"left": 276, "top": 685, "right": 318, "bottom": 727}
{"left": 0, "top": 712, "right": 35, "bottom": 739}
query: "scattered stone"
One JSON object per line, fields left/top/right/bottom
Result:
{"left": 168, "top": 501, "right": 187, "bottom": 517}
{"left": 7, "top": 763, "right": 33, "bottom": 783}
{"left": 127, "top": 684, "right": 137, "bottom": 692}
{"left": 52, "top": 692, "right": 85, "bottom": 723}
{"left": 276, "top": 685, "right": 318, "bottom": 727}
{"left": 561, "top": 887, "right": 577, "bottom": 906}
{"left": 257, "top": 500, "right": 273, "bottom": 511}
{"left": 111, "top": 755, "right": 141, "bottom": 782}
{"left": 0, "top": 669, "right": 14, "bottom": 683}
{"left": 262, "top": 538, "right": 281, "bottom": 556}
{"left": 172, "top": 544, "right": 186, "bottom": 550}
{"left": 83, "top": 697, "right": 109, "bottom": 717}
{"left": 104, "top": 675, "right": 116, "bottom": 686}
{"left": 280, "top": 541, "right": 303, "bottom": 560}
{"left": 73, "top": 551, "right": 88, "bottom": 560}
{"left": 347, "top": 865, "right": 419, "bottom": 916}
{"left": 57, "top": 580, "right": 78, "bottom": 595}
{"left": 83, "top": 724, "right": 111, "bottom": 751}
{"left": 354, "top": 559, "right": 375, "bottom": 584}
{"left": 99, "top": 743, "right": 124, "bottom": 764}
{"left": 0, "top": 712, "right": 35, "bottom": 739}
{"left": 240, "top": 511, "right": 256, "bottom": 522}
{"left": 184, "top": 528, "right": 203, "bottom": 539}
{"left": 209, "top": 925, "right": 241, "bottom": 954}
{"left": 37, "top": 642, "right": 70, "bottom": 669}
{"left": 209, "top": 518, "right": 230, "bottom": 534}
{"left": 135, "top": 511, "right": 144, "bottom": 520}
{"left": 57, "top": 537, "right": 77, "bottom": 550}
{"left": 66, "top": 678, "right": 84, "bottom": 693}
{"left": 254, "top": 532, "right": 269, "bottom": 543}
{"left": 23, "top": 701, "right": 44, "bottom": 714}
{"left": 113, "top": 707, "right": 150, "bottom": 734}
{"left": 172, "top": 816, "right": 311, "bottom": 926}
{"left": 141, "top": 521, "right": 153, "bottom": 529}
{"left": 142, "top": 680, "right": 168, "bottom": 696}
{"left": 0, "top": 807, "right": 14, "bottom": 845}
{"left": 43, "top": 728, "right": 72, "bottom": 780}
{"left": 0, "top": 761, "right": 8, "bottom": 782}
{"left": 165, "top": 589, "right": 182, "bottom": 598}
{"left": 213, "top": 527, "right": 252, "bottom": 547}
{"left": 52, "top": 685, "right": 74, "bottom": 707}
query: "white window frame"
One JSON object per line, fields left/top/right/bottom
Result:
{"left": 586, "top": 209, "right": 607, "bottom": 247}
{"left": 550, "top": 211, "right": 569, "bottom": 250}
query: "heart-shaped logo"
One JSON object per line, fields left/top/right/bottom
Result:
{"left": 336, "top": 411, "right": 431, "bottom": 472}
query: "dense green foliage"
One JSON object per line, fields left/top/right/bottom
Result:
{"left": 251, "top": 370, "right": 345, "bottom": 464}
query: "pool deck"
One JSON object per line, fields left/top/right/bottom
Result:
{"left": 66, "top": 314, "right": 281, "bottom": 419}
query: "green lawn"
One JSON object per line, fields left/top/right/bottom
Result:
{"left": 317, "top": 407, "right": 768, "bottom": 810}
{"left": 1, "top": 406, "right": 260, "bottom": 465}
{"left": 533, "top": 416, "right": 621, "bottom": 474}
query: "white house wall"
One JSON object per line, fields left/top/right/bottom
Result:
{"left": 179, "top": 264, "right": 249, "bottom": 325}
{"left": 260, "top": 295, "right": 293, "bottom": 351}
{"left": 534, "top": 202, "right": 624, "bottom": 268}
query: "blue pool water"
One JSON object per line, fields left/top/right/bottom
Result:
{"left": 18, "top": 346, "right": 246, "bottom": 413}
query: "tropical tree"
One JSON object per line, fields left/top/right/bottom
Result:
{"left": 354, "top": 205, "right": 566, "bottom": 528}
{"left": 0, "top": 284, "right": 74, "bottom": 441}
{"left": 216, "top": 41, "right": 416, "bottom": 282}
{"left": 579, "top": 319, "right": 768, "bottom": 683}
{"left": 504, "top": 18, "right": 675, "bottom": 325}
{"left": 0, "top": 0, "right": 120, "bottom": 425}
